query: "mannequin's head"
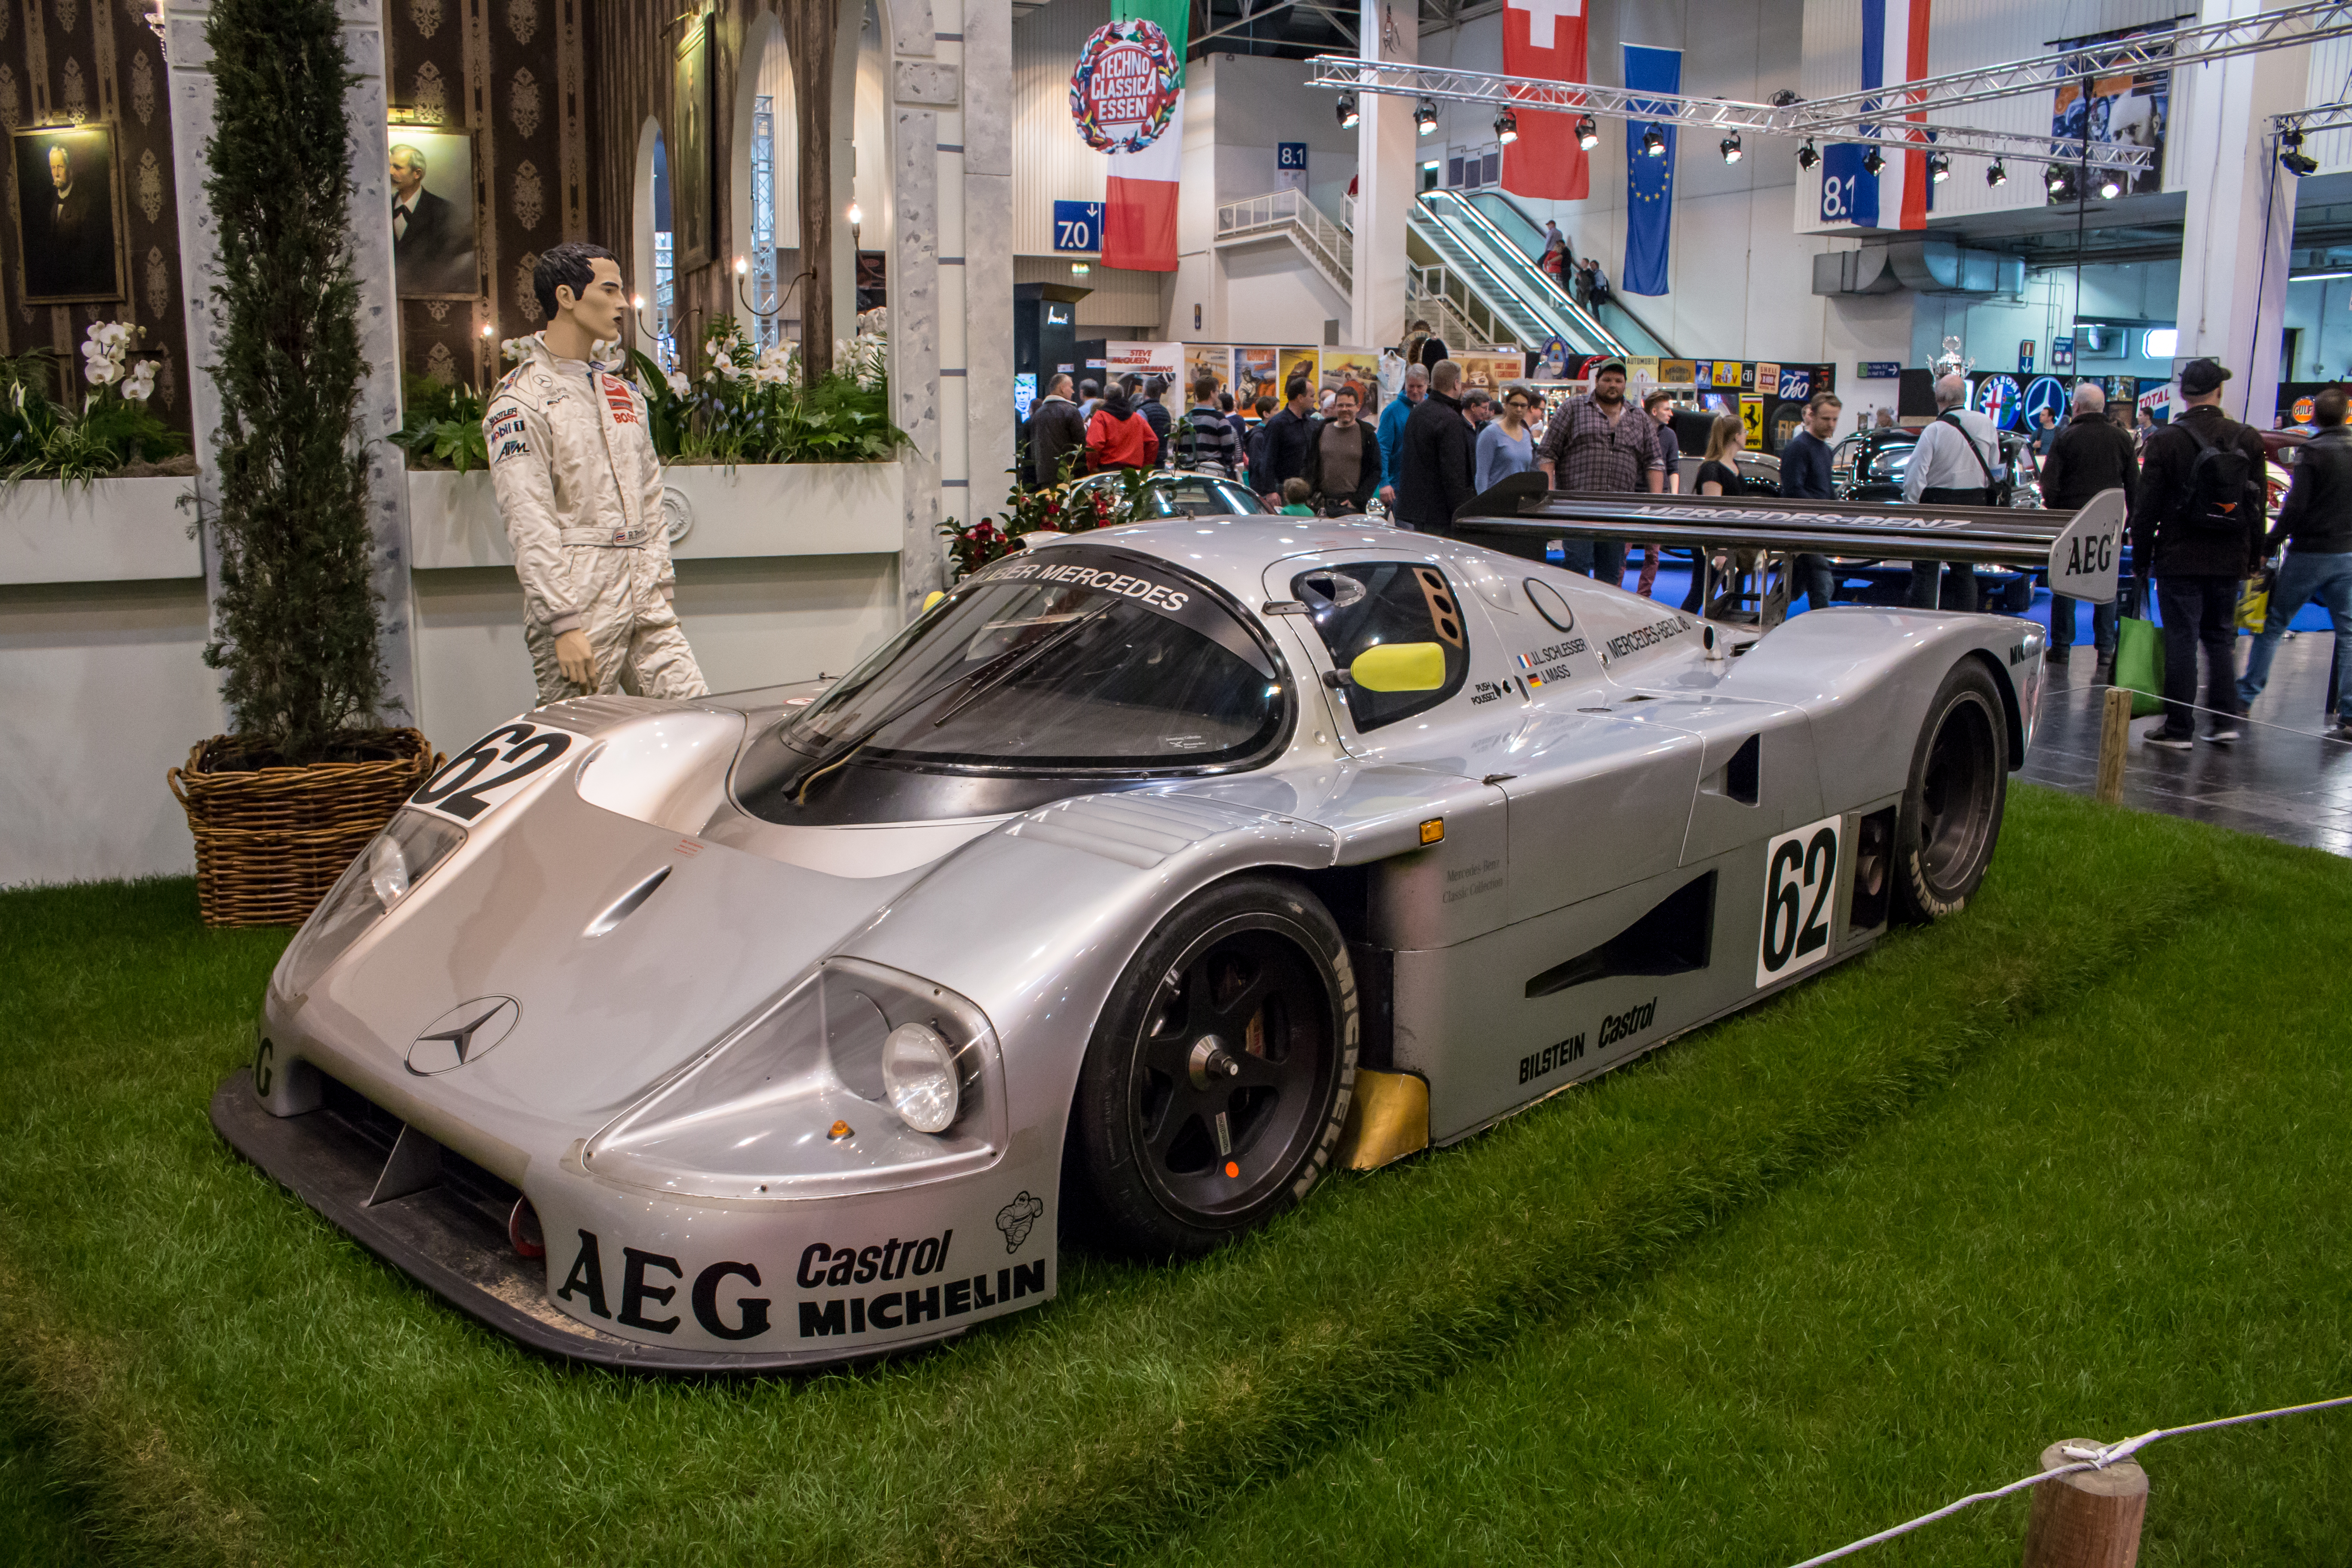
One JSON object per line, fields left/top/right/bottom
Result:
{"left": 533, "top": 242, "right": 627, "bottom": 357}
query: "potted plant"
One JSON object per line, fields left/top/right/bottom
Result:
{"left": 168, "top": 0, "right": 435, "bottom": 928}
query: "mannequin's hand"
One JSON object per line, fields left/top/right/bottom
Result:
{"left": 555, "top": 629, "right": 595, "bottom": 689}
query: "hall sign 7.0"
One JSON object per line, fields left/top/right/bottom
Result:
{"left": 1053, "top": 200, "right": 1104, "bottom": 253}
{"left": 1757, "top": 814, "right": 1842, "bottom": 987}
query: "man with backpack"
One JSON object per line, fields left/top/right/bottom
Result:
{"left": 2128, "top": 358, "right": 2269, "bottom": 749}
{"left": 1901, "top": 372, "right": 2001, "bottom": 609}
{"left": 1177, "top": 373, "right": 1241, "bottom": 475}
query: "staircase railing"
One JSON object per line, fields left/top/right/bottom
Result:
{"left": 1216, "top": 190, "right": 1354, "bottom": 297}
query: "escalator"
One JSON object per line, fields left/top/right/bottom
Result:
{"left": 1462, "top": 190, "right": 1679, "bottom": 360}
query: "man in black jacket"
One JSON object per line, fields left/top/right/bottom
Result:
{"left": 1253, "top": 377, "right": 1319, "bottom": 505}
{"left": 2127, "top": 358, "right": 2268, "bottom": 748}
{"left": 2239, "top": 384, "right": 2352, "bottom": 736}
{"left": 1396, "top": 360, "right": 1476, "bottom": 533}
{"left": 2039, "top": 380, "right": 2139, "bottom": 669}
{"left": 1028, "top": 374, "right": 1087, "bottom": 488}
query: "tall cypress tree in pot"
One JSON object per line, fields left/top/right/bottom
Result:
{"left": 168, "top": 0, "right": 438, "bottom": 927}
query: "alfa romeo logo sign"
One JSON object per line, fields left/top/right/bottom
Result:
{"left": 1069, "top": 20, "right": 1180, "bottom": 153}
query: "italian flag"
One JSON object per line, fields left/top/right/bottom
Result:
{"left": 1103, "top": 0, "right": 1186, "bottom": 273}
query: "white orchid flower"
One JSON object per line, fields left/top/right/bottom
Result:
{"left": 665, "top": 370, "right": 690, "bottom": 396}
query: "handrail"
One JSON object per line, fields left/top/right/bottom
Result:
{"left": 1464, "top": 187, "right": 1678, "bottom": 357}
{"left": 1216, "top": 190, "right": 1354, "bottom": 296}
{"left": 1418, "top": 189, "right": 1629, "bottom": 356}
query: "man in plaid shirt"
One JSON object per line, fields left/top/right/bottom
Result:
{"left": 1535, "top": 359, "right": 1664, "bottom": 582}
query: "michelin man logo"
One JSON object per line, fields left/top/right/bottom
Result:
{"left": 995, "top": 1191, "right": 1044, "bottom": 1254}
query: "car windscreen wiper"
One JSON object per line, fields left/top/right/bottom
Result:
{"left": 774, "top": 610, "right": 1104, "bottom": 803}
{"left": 926, "top": 605, "right": 1107, "bottom": 731}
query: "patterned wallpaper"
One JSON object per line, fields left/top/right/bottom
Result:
{"left": 386, "top": 0, "right": 588, "bottom": 389}
{"left": 0, "top": 0, "right": 191, "bottom": 434}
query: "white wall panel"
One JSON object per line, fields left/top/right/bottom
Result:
{"left": 1011, "top": 0, "right": 1111, "bottom": 254}
{"left": 1218, "top": 237, "right": 1351, "bottom": 344}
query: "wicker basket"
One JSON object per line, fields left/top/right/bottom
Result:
{"left": 168, "top": 729, "right": 440, "bottom": 928}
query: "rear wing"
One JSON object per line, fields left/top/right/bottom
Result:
{"left": 1452, "top": 481, "right": 2125, "bottom": 625}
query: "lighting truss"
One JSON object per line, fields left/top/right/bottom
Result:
{"left": 1306, "top": 57, "right": 2154, "bottom": 171}
{"left": 2275, "top": 98, "right": 2352, "bottom": 138}
{"left": 1790, "top": 0, "right": 2352, "bottom": 128}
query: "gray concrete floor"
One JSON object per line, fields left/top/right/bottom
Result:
{"left": 2023, "top": 631, "right": 2352, "bottom": 857}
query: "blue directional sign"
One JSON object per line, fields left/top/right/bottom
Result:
{"left": 1053, "top": 200, "right": 1103, "bottom": 253}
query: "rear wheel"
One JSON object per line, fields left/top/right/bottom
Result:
{"left": 1066, "top": 876, "right": 1357, "bottom": 1258}
{"left": 1892, "top": 659, "right": 2009, "bottom": 923}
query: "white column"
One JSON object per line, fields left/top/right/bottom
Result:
{"left": 1351, "top": 0, "right": 1417, "bottom": 352}
{"left": 164, "top": 0, "right": 420, "bottom": 729}
{"left": 2171, "top": 0, "right": 2306, "bottom": 425}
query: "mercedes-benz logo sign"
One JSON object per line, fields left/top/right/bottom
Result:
{"left": 407, "top": 997, "right": 520, "bottom": 1075}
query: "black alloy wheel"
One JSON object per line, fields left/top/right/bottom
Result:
{"left": 1892, "top": 658, "right": 2009, "bottom": 923}
{"left": 1067, "top": 876, "right": 1358, "bottom": 1258}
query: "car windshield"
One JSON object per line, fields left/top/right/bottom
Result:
{"left": 1864, "top": 442, "right": 1914, "bottom": 484}
{"left": 1077, "top": 475, "right": 1267, "bottom": 518}
{"left": 775, "top": 545, "right": 1287, "bottom": 772}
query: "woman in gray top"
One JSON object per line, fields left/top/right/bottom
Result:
{"left": 1476, "top": 384, "right": 1538, "bottom": 492}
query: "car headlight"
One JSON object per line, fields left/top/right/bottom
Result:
{"left": 278, "top": 809, "right": 467, "bottom": 995}
{"left": 882, "top": 1022, "right": 960, "bottom": 1133}
{"left": 581, "top": 957, "right": 1006, "bottom": 1200}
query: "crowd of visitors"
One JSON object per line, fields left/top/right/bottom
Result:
{"left": 1013, "top": 351, "right": 2346, "bottom": 753}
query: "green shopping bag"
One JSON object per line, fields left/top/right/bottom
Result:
{"left": 2112, "top": 613, "right": 2166, "bottom": 719}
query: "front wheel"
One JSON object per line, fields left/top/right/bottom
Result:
{"left": 1066, "top": 876, "right": 1358, "bottom": 1258}
{"left": 1892, "top": 658, "right": 2009, "bottom": 923}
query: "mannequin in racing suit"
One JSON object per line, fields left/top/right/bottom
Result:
{"left": 485, "top": 242, "right": 708, "bottom": 704}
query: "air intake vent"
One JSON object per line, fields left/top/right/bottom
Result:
{"left": 1525, "top": 872, "right": 1716, "bottom": 998}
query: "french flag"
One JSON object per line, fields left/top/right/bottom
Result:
{"left": 1822, "top": 0, "right": 1932, "bottom": 230}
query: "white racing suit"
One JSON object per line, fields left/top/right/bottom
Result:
{"left": 484, "top": 335, "right": 708, "bottom": 704}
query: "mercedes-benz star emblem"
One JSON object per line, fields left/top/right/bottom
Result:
{"left": 407, "top": 997, "right": 520, "bottom": 1075}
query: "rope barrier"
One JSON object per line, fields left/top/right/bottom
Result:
{"left": 1786, "top": 1394, "right": 2352, "bottom": 1567}
{"left": 2041, "top": 676, "right": 2352, "bottom": 745}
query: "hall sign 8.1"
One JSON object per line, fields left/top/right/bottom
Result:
{"left": 1054, "top": 200, "right": 1104, "bottom": 253}
{"left": 1819, "top": 172, "right": 1862, "bottom": 223}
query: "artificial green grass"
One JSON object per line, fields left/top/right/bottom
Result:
{"left": 0, "top": 792, "right": 2262, "bottom": 1565}
{"left": 1137, "top": 808, "right": 2352, "bottom": 1566}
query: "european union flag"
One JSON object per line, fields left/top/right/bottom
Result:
{"left": 1622, "top": 44, "right": 1681, "bottom": 297}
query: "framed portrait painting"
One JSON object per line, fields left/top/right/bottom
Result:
{"left": 387, "top": 127, "right": 481, "bottom": 299}
{"left": 12, "top": 123, "right": 127, "bottom": 304}
{"left": 671, "top": 15, "right": 715, "bottom": 273}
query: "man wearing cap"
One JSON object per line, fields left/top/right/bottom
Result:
{"left": 1536, "top": 359, "right": 1665, "bottom": 582}
{"left": 2126, "top": 357, "right": 2268, "bottom": 749}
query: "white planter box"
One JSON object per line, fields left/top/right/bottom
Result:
{"left": 407, "top": 460, "right": 905, "bottom": 570}
{"left": 0, "top": 475, "right": 200, "bottom": 585}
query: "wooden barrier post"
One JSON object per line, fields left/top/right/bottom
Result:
{"left": 2095, "top": 686, "right": 2133, "bottom": 805}
{"left": 2020, "top": 1439, "right": 2148, "bottom": 1568}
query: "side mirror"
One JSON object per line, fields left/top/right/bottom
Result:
{"left": 1349, "top": 642, "right": 1446, "bottom": 692}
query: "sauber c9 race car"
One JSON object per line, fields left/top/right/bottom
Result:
{"left": 214, "top": 488, "right": 2125, "bottom": 1371}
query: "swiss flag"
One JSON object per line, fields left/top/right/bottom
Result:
{"left": 1501, "top": 0, "right": 1589, "bottom": 201}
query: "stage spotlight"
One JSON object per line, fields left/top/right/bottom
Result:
{"left": 2045, "top": 165, "right": 2069, "bottom": 196}
{"left": 1927, "top": 150, "right": 1950, "bottom": 183}
{"left": 1337, "top": 92, "right": 1360, "bottom": 129}
{"left": 1797, "top": 139, "right": 1819, "bottom": 171}
{"left": 1577, "top": 114, "right": 1599, "bottom": 149}
{"left": 1720, "top": 132, "right": 1742, "bottom": 164}
{"left": 1862, "top": 146, "right": 1884, "bottom": 176}
{"left": 1415, "top": 98, "right": 1439, "bottom": 136}
{"left": 1642, "top": 126, "right": 1665, "bottom": 158}
{"left": 1986, "top": 160, "right": 2007, "bottom": 187}
{"left": 2282, "top": 129, "right": 2318, "bottom": 175}
{"left": 2098, "top": 172, "right": 2122, "bottom": 198}
{"left": 1494, "top": 107, "right": 1519, "bottom": 144}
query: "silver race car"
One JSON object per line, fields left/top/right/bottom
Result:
{"left": 216, "top": 491, "right": 2123, "bottom": 1371}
